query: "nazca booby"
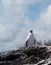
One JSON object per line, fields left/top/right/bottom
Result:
{"left": 26, "top": 29, "right": 36, "bottom": 47}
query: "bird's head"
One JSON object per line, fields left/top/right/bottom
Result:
{"left": 29, "top": 29, "right": 33, "bottom": 33}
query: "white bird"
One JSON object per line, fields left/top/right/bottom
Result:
{"left": 26, "top": 29, "right": 36, "bottom": 47}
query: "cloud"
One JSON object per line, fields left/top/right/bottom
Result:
{"left": 0, "top": 0, "right": 41, "bottom": 52}
{"left": 33, "top": 5, "right": 51, "bottom": 41}
{"left": 2, "top": 0, "right": 40, "bottom": 15}
{"left": 0, "top": 0, "right": 51, "bottom": 52}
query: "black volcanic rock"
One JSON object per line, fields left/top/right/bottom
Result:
{"left": 0, "top": 45, "right": 51, "bottom": 65}
{"left": 23, "top": 45, "right": 49, "bottom": 59}
{"left": 0, "top": 61, "right": 11, "bottom": 65}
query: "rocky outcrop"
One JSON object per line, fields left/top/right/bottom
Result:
{"left": 0, "top": 45, "right": 51, "bottom": 65}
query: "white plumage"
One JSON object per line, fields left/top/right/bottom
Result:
{"left": 26, "top": 29, "right": 36, "bottom": 47}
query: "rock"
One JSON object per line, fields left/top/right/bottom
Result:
{"left": 21, "top": 55, "right": 41, "bottom": 64}
{"left": 0, "top": 51, "right": 24, "bottom": 61}
{"left": 23, "top": 45, "right": 49, "bottom": 59}
{"left": 12, "top": 54, "right": 28, "bottom": 65}
{"left": 0, "top": 45, "right": 51, "bottom": 65}
{"left": 0, "top": 61, "right": 11, "bottom": 65}
{"left": 37, "top": 58, "right": 51, "bottom": 65}
{"left": 37, "top": 60, "right": 46, "bottom": 65}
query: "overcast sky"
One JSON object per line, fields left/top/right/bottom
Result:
{"left": 0, "top": 0, "right": 51, "bottom": 52}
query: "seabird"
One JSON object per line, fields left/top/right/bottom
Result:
{"left": 26, "top": 29, "right": 36, "bottom": 47}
